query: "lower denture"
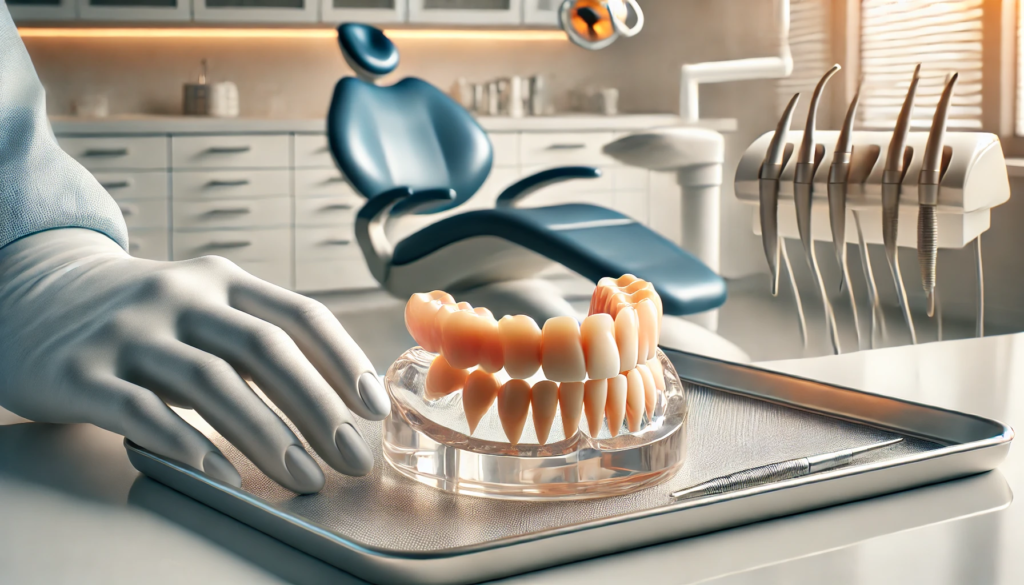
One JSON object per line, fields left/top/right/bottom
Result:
{"left": 635, "top": 364, "right": 657, "bottom": 419}
{"left": 605, "top": 375, "right": 627, "bottom": 437}
{"left": 583, "top": 379, "right": 608, "bottom": 437}
{"left": 497, "top": 379, "right": 531, "bottom": 445}
{"left": 425, "top": 354, "right": 469, "bottom": 400}
{"left": 531, "top": 380, "right": 559, "bottom": 444}
{"left": 624, "top": 371, "right": 645, "bottom": 432}
{"left": 558, "top": 381, "right": 585, "bottom": 439}
{"left": 463, "top": 369, "right": 500, "bottom": 433}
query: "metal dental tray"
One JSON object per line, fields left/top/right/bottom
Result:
{"left": 125, "top": 349, "right": 1014, "bottom": 585}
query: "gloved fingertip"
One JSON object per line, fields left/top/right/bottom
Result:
{"left": 335, "top": 423, "right": 374, "bottom": 476}
{"left": 284, "top": 444, "right": 326, "bottom": 494}
{"left": 202, "top": 451, "right": 242, "bottom": 487}
{"left": 358, "top": 372, "right": 391, "bottom": 420}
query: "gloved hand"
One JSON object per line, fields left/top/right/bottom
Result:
{"left": 0, "top": 228, "right": 391, "bottom": 494}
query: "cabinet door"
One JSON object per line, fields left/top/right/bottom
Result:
{"left": 77, "top": 0, "right": 190, "bottom": 21}
{"left": 8, "top": 0, "right": 77, "bottom": 21}
{"left": 194, "top": 0, "right": 317, "bottom": 22}
{"left": 320, "top": 0, "right": 406, "bottom": 23}
{"left": 522, "top": 0, "right": 559, "bottom": 25}
{"left": 408, "top": 0, "right": 521, "bottom": 24}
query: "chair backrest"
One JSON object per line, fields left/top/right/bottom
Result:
{"left": 327, "top": 24, "right": 493, "bottom": 213}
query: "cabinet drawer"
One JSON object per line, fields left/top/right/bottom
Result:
{"left": 294, "top": 134, "right": 335, "bottom": 169}
{"left": 172, "top": 170, "right": 290, "bottom": 200}
{"left": 58, "top": 136, "right": 168, "bottom": 171}
{"left": 173, "top": 197, "right": 291, "bottom": 230}
{"left": 295, "top": 226, "right": 362, "bottom": 262}
{"left": 490, "top": 132, "right": 520, "bottom": 168}
{"left": 296, "top": 259, "right": 376, "bottom": 292}
{"left": 173, "top": 228, "right": 291, "bottom": 262}
{"left": 117, "top": 198, "right": 170, "bottom": 230}
{"left": 520, "top": 132, "right": 616, "bottom": 167}
{"left": 93, "top": 171, "right": 169, "bottom": 200}
{"left": 294, "top": 168, "right": 361, "bottom": 199}
{"left": 127, "top": 228, "right": 169, "bottom": 261}
{"left": 295, "top": 196, "right": 361, "bottom": 226}
{"left": 171, "top": 135, "right": 290, "bottom": 169}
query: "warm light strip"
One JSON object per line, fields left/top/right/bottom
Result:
{"left": 17, "top": 27, "right": 567, "bottom": 41}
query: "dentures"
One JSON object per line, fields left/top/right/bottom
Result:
{"left": 405, "top": 274, "right": 667, "bottom": 445}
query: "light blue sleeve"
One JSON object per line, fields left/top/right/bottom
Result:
{"left": 0, "top": 1, "right": 128, "bottom": 251}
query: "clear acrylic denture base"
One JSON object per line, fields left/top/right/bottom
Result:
{"left": 383, "top": 347, "right": 688, "bottom": 500}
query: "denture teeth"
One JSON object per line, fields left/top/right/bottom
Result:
{"left": 646, "top": 357, "right": 666, "bottom": 390}
{"left": 581, "top": 314, "right": 620, "bottom": 380}
{"left": 614, "top": 305, "right": 639, "bottom": 372}
{"left": 636, "top": 364, "right": 657, "bottom": 419}
{"left": 636, "top": 298, "right": 659, "bottom": 361}
{"left": 531, "top": 380, "right": 559, "bottom": 445}
{"left": 499, "top": 315, "right": 543, "bottom": 379}
{"left": 583, "top": 379, "right": 608, "bottom": 437}
{"left": 624, "top": 370, "right": 645, "bottom": 432}
{"left": 405, "top": 291, "right": 455, "bottom": 352}
{"left": 541, "top": 316, "right": 587, "bottom": 382}
{"left": 462, "top": 369, "right": 499, "bottom": 433}
{"left": 475, "top": 309, "right": 505, "bottom": 374}
{"left": 605, "top": 374, "right": 627, "bottom": 437}
{"left": 558, "top": 382, "right": 585, "bottom": 439}
{"left": 441, "top": 309, "right": 489, "bottom": 369}
{"left": 497, "top": 379, "right": 531, "bottom": 445}
{"left": 425, "top": 354, "right": 469, "bottom": 400}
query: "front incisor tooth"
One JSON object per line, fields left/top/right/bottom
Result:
{"left": 531, "top": 380, "right": 559, "bottom": 445}
{"left": 583, "top": 379, "right": 608, "bottom": 437}
{"left": 462, "top": 369, "right": 500, "bottom": 433}
{"left": 498, "top": 315, "right": 543, "bottom": 379}
{"left": 441, "top": 309, "right": 489, "bottom": 369}
{"left": 541, "top": 316, "right": 586, "bottom": 382}
{"left": 558, "top": 382, "right": 585, "bottom": 439}
{"left": 475, "top": 308, "right": 504, "bottom": 373}
{"left": 425, "top": 354, "right": 469, "bottom": 400}
{"left": 636, "top": 298, "right": 659, "bottom": 361}
{"left": 497, "top": 379, "right": 531, "bottom": 445}
{"left": 624, "top": 370, "right": 644, "bottom": 432}
{"left": 605, "top": 375, "right": 627, "bottom": 437}
{"left": 646, "top": 357, "right": 666, "bottom": 390}
{"left": 636, "top": 364, "right": 658, "bottom": 419}
{"left": 580, "top": 314, "right": 620, "bottom": 380}
{"left": 614, "top": 305, "right": 639, "bottom": 372}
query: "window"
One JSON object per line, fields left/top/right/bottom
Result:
{"left": 777, "top": 0, "right": 833, "bottom": 117}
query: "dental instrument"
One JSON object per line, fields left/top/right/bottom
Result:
{"left": 794, "top": 64, "right": 842, "bottom": 355}
{"left": 828, "top": 80, "right": 863, "bottom": 348}
{"left": 670, "top": 438, "right": 903, "bottom": 501}
{"left": 975, "top": 236, "right": 984, "bottom": 337}
{"left": 882, "top": 64, "right": 921, "bottom": 345}
{"left": 853, "top": 210, "right": 887, "bottom": 348}
{"left": 918, "top": 73, "right": 959, "bottom": 318}
{"left": 558, "top": 0, "right": 644, "bottom": 51}
{"left": 780, "top": 238, "right": 809, "bottom": 347}
{"left": 760, "top": 92, "right": 800, "bottom": 296}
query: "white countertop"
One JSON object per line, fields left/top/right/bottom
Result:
{"left": 1, "top": 334, "right": 1019, "bottom": 583}
{"left": 48, "top": 114, "right": 737, "bottom": 135}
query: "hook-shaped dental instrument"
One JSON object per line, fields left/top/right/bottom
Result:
{"left": 780, "top": 238, "right": 808, "bottom": 347}
{"left": 882, "top": 63, "right": 921, "bottom": 345}
{"left": 828, "top": 79, "right": 863, "bottom": 349}
{"left": 853, "top": 210, "right": 887, "bottom": 349}
{"left": 795, "top": 63, "right": 842, "bottom": 355}
{"left": 975, "top": 235, "right": 984, "bottom": 337}
{"left": 917, "top": 72, "right": 958, "bottom": 318}
{"left": 760, "top": 93, "right": 801, "bottom": 296}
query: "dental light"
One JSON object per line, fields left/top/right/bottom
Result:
{"left": 558, "top": 0, "right": 644, "bottom": 50}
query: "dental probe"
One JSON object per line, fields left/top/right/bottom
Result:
{"left": 975, "top": 236, "right": 984, "bottom": 337}
{"left": 882, "top": 64, "right": 922, "bottom": 345}
{"left": 780, "top": 238, "right": 808, "bottom": 347}
{"left": 795, "top": 64, "right": 842, "bottom": 355}
{"left": 760, "top": 93, "right": 801, "bottom": 296}
{"left": 670, "top": 438, "right": 903, "bottom": 501}
{"left": 918, "top": 72, "right": 958, "bottom": 318}
{"left": 828, "top": 80, "right": 863, "bottom": 349}
{"left": 854, "top": 210, "right": 888, "bottom": 348}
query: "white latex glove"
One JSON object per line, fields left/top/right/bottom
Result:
{"left": 0, "top": 228, "right": 391, "bottom": 494}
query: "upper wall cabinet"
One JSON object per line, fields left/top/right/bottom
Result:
{"left": 77, "top": 0, "right": 190, "bottom": 21}
{"left": 194, "top": 0, "right": 317, "bottom": 22}
{"left": 8, "top": 0, "right": 77, "bottom": 21}
{"left": 321, "top": 0, "right": 406, "bottom": 24}
{"left": 522, "top": 0, "right": 559, "bottom": 25}
{"left": 408, "top": 0, "right": 522, "bottom": 25}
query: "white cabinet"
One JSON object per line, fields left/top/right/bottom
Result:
{"left": 320, "top": 0, "right": 407, "bottom": 23}
{"left": 408, "top": 0, "right": 522, "bottom": 24}
{"left": 77, "top": 0, "right": 190, "bottom": 21}
{"left": 522, "top": 0, "right": 560, "bottom": 25}
{"left": 7, "top": 0, "right": 77, "bottom": 21}
{"left": 193, "top": 0, "right": 317, "bottom": 23}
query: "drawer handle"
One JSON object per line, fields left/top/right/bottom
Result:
{"left": 320, "top": 203, "right": 353, "bottom": 211}
{"left": 101, "top": 180, "right": 132, "bottom": 190}
{"left": 84, "top": 148, "right": 129, "bottom": 157}
{"left": 207, "top": 179, "right": 251, "bottom": 187}
{"left": 322, "top": 239, "right": 352, "bottom": 246}
{"left": 546, "top": 143, "right": 588, "bottom": 150}
{"left": 206, "top": 146, "right": 252, "bottom": 154}
{"left": 205, "top": 240, "right": 252, "bottom": 250}
{"left": 326, "top": 176, "right": 346, "bottom": 183}
{"left": 119, "top": 206, "right": 134, "bottom": 216}
{"left": 205, "top": 207, "right": 251, "bottom": 216}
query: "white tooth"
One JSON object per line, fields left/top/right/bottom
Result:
{"left": 497, "top": 379, "right": 532, "bottom": 445}
{"left": 646, "top": 357, "right": 666, "bottom": 390}
{"left": 636, "top": 299, "right": 659, "bottom": 361}
{"left": 558, "top": 382, "right": 585, "bottom": 440}
{"left": 425, "top": 354, "right": 469, "bottom": 400}
{"left": 605, "top": 374, "right": 627, "bottom": 437}
{"left": 462, "top": 369, "right": 499, "bottom": 433}
{"left": 583, "top": 379, "right": 608, "bottom": 437}
{"left": 531, "top": 380, "right": 559, "bottom": 445}
{"left": 580, "top": 314, "right": 620, "bottom": 380}
{"left": 498, "top": 315, "right": 542, "bottom": 379}
{"left": 624, "top": 370, "right": 644, "bottom": 432}
{"left": 541, "top": 316, "right": 586, "bottom": 382}
{"left": 636, "top": 364, "right": 658, "bottom": 419}
{"left": 614, "top": 305, "right": 639, "bottom": 372}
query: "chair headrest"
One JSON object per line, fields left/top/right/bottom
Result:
{"left": 337, "top": 23, "right": 399, "bottom": 82}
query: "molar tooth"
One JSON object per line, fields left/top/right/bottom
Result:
{"left": 614, "top": 305, "right": 639, "bottom": 372}
{"left": 605, "top": 374, "right": 627, "bottom": 437}
{"left": 425, "top": 354, "right": 469, "bottom": 400}
{"left": 463, "top": 369, "right": 500, "bottom": 433}
{"left": 497, "top": 379, "right": 531, "bottom": 445}
{"left": 606, "top": 292, "right": 629, "bottom": 318}
{"left": 531, "top": 380, "right": 559, "bottom": 445}
{"left": 456, "top": 301, "right": 473, "bottom": 311}
{"left": 541, "top": 316, "right": 587, "bottom": 382}
{"left": 636, "top": 364, "right": 658, "bottom": 419}
{"left": 624, "top": 370, "right": 645, "bottom": 432}
{"left": 615, "top": 274, "right": 638, "bottom": 287}
{"left": 630, "top": 287, "right": 664, "bottom": 317}
{"left": 429, "top": 304, "right": 459, "bottom": 354}
{"left": 441, "top": 309, "right": 491, "bottom": 369}
{"left": 636, "top": 298, "right": 659, "bottom": 361}
{"left": 583, "top": 379, "right": 608, "bottom": 437}
{"left": 405, "top": 293, "right": 441, "bottom": 351}
{"left": 581, "top": 314, "right": 620, "bottom": 380}
{"left": 558, "top": 382, "right": 584, "bottom": 439}
{"left": 646, "top": 357, "right": 666, "bottom": 390}
{"left": 498, "top": 315, "right": 543, "bottom": 379}
{"left": 476, "top": 310, "right": 504, "bottom": 374}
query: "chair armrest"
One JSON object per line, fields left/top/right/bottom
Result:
{"left": 390, "top": 188, "right": 457, "bottom": 217}
{"left": 495, "top": 166, "right": 601, "bottom": 208}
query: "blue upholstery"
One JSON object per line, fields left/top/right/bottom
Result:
{"left": 391, "top": 204, "right": 727, "bottom": 315}
{"left": 496, "top": 166, "right": 601, "bottom": 207}
{"left": 338, "top": 23, "right": 399, "bottom": 77}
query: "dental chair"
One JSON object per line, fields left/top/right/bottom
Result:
{"left": 327, "top": 24, "right": 747, "bottom": 362}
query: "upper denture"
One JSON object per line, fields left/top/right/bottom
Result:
{"left": 499, "top": 314, "right": 543, "bottom": 379}
{"left": 541, "top": 316, "right": 587, "bottom": 383}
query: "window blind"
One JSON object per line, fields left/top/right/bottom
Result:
{"left": 777, "top": 0, "right": 831, "bottom": 121}
{"left": 860, "top": 0, "right": 983, "bottom": 130}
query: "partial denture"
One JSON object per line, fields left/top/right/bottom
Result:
{"left": 405, "top": 274, "right": 669, "bottom": 444}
